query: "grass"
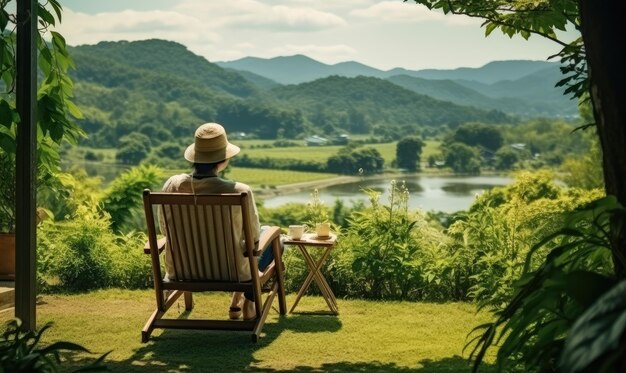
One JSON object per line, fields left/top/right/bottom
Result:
{"left": 1, "top": 290, "right": 496, "bottom": 372}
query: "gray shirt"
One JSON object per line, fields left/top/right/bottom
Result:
{"left": 159, "top": 174, "right": 261, "bottom": 281}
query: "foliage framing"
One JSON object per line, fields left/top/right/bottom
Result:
{"left": 406, "top": 0, "right": 587, "bottom": 101}
{"left": 0, "top": 0, "right": 84, "bottom": 165}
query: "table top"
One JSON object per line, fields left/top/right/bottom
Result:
{"left": 283, "top": 233, "right": 337, "bottom": 247}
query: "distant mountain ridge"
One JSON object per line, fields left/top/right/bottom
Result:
{"left": 218, "top": 55, "right": 576, "bottom": 117}
{"left": 217, "top": 56, "right": 556, "bottom": 85}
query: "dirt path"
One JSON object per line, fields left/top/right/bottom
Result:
{"left": 255, "top": 175, "right": 360, "bottom": 197}
{"left": 255, "top": 172, "right": 417, "bottom": 198}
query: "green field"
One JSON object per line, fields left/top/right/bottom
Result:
{"left": 237, "top": 139, "right": 441, "bottom": 165}
{"left": 228, "top": 167, "right": 337, "bottom": 188}
{"left": 63, "top": 139, "right": 442, "bottom": 186}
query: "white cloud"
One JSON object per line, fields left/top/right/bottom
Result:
{"left": 56, "top": 8, "right": 219, "bottom": 46}
{"left": 173, "top": 0, "right": 346, "bottom": 31}
{"left": 351, "top": 1, "right": 479, "bottom": 26}
{"left": 51, "top": 0, "right": 567, "bottom": 70}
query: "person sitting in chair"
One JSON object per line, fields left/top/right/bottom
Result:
{"left": 160, "top": 122, "right": 279, "bottom": 320}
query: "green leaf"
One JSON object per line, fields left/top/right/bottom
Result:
{"left": 484, "top": 22, "right": 498, "bottom": 37}
{"left": 560, "top": 280, "right": 626, "bottom": 372}
{"left": 65, "top": 100, "right": 84, "bottom": 119}
{"left": 0, "top": 9, "right": 9, "bottom": 32}
{"left": 49, "top": 0, "right": 63, "bottom": 23}
{"left": 40, "top": 341, "right": 91, "bottom": 354}
{"left": 0, "top": 100, "right": 13, "bottom": 128}
{"left": 561, "top": 271, "right": 616, "bottom": 308}
{"left": 352, "top": 257, "right": 364, "bottom": 272}
{"left": 38, "top": 7, "right": 55, "bottom": 26}
{"left": 50, "top": 31, "right": 67, "bottom": 50}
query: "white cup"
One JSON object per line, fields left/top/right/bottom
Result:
{"left": 315, "top": 222, "right": 331, "bottom": 238}
{"left": 288, "top": 224, "right": 308, "bottom": 240}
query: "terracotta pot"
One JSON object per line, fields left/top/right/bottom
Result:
{"left": 0, "top": 233, "right": 15, "bottom": 280}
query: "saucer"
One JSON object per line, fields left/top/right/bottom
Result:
{"left": 313, "top": 235, "right": 331, "bottom": 240}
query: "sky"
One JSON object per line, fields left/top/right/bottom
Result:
{"left": 53, "top": 0, "right": 578, "bottom": 71}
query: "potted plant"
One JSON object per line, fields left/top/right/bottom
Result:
{"left": 0, "top": 150, "right": 16, "bottom": 280}
{"left": 307, "top": 189, "right": 332, "bottom": 238}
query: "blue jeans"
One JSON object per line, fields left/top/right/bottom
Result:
{"left": 244, "top": 227, "right": 284, "bottom": 300}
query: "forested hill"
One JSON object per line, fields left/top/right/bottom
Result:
{"left": 70, "top": 39, "right": 258, "bottom": 98}
{"left": 270, "top": 76, "right": 509, "bottom": 131}
{"left": 67, "top": 39, "right": 510, "bottom": 148}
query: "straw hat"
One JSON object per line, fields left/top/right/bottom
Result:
{"left": 184, "top": 123, "right": 240, "bottom": 163}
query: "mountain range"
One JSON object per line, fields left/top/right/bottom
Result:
{"left": 217, "top": 55, "right": 555, "bottom": 85}
{"left": 66, "top": 39, "right": 577, "bottom": 148}
{"left": 218, "top": 55, "right": 577, "bottom": 117}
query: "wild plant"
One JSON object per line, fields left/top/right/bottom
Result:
{"left": 469, "top": 196, "right": 623, "bottom": 372}
{"left": 346, "top": 180, "right": 423, "bottom": 299}
{"left": 306, "top": 188, "right": 330, "bottom": 226}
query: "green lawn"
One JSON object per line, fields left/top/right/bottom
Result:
{"left": 1, "top": 290, "right": 496, "bottom": 372}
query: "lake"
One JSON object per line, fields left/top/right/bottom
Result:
{"left": 261, "top": 175, "right": 512, "bottom": 213}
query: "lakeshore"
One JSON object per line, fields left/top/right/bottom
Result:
{"left": 257, "top": 171, "right": 513, "bottom": 212}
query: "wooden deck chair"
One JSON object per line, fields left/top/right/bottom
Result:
{"left": 141, "top": 189, "right": 286, "bottom": 342}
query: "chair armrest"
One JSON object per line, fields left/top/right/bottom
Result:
{"left": 144, "top": 237, "right": 166, "bottom": 255}
{"left": 249, "top": 226, "right": 281, "bottom": 257}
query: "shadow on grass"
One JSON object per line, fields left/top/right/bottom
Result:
{"left": 245, "top": 356, "right": 498, "bottom": 372}
{"left": 95, "top": 313, "right": 343, "bottom": 372}
{"left": 97, "top": 353, "right": 496, "bottom": 373}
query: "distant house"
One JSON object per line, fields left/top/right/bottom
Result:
{"left": 230, "top": 132, "right": 247, "bottom": 139}
{"left": 305, "top": 135, "right": 328, "bottom": 146}
{"left": 332, "top": 134, "right": 349, "bottom": 145}
{"left": 510, "top": 143, "right": 526, "bottom": 151}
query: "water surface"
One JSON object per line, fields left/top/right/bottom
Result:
{"left": 262, "top": 175, "right": 512, "bottom": 213}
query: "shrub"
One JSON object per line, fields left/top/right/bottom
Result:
{"left": 101, "top": 165, "right": 164, "bottom": 233}
{"left": 470, "top": 196, "right": 621, "bottom": 372}
{"left": 38, "top": 206, "right": 115, "bottom": 291}
{"left": 38, "top": 206, "right": 151, "bottom": 291}
{"left": 448, "top": 171, "right": 604, "bottom": 307}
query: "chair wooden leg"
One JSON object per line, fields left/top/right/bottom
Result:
{"left": 142, "top": 308, "right": 165, "bottom": 343}
{"left": 142, "top": 289, "right": 183, "bottom": 343}
{"left": 252, "top": 290, "right": 277, "bottom": 342}
{"left": 184, "top": 291, "right": 193, "bottom": 311}
{"left": 276, "top": 262, "right": 287, "bottom": 315}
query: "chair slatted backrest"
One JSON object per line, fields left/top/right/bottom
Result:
{"left": 145, "top": 192, "right": 254, "bottom": 283}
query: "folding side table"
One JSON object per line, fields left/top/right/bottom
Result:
{"left": 283, "top": 233, "right": 338, "bottom": 315}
